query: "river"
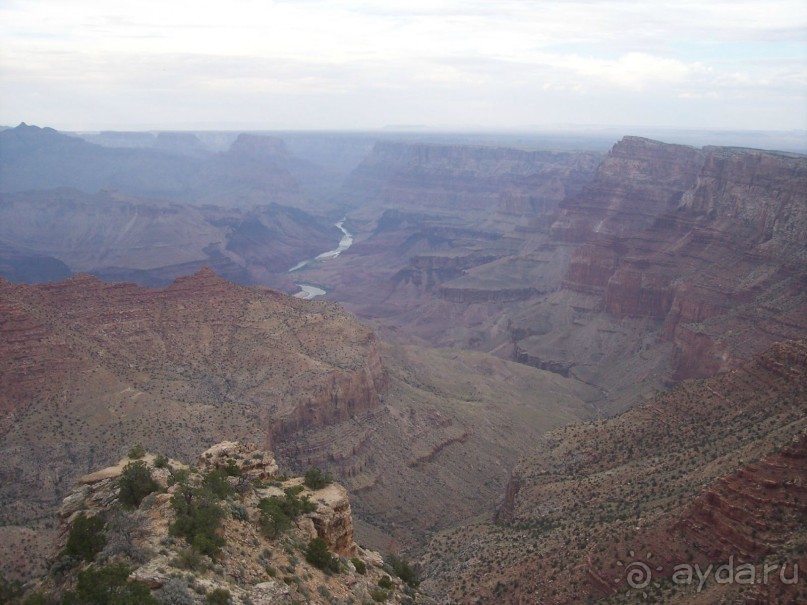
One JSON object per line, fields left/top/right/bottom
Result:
{"left": 289, "top": 218, "right": 352, "bottom": 300}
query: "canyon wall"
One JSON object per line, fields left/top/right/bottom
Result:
{"left": 0, "top": 124, "right": 303, "bottom": 208}
{"left": 343, "top": 141, "right": 602, "bottom": 215}
{"left": 553, "top": 137, "right": 807, "bottom": 379}
{"left": 0, "top": 268, "right": 386, "bottom": 529}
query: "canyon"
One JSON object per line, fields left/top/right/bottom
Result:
{"left": 0, "top": 268, "right": 592, "bottom": 583}
{"left": 0, "top": 124, "right": 805, "bottom": 604}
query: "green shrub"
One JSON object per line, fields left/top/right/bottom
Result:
{"left": 378, "top": 575, "right": 393, "bottom": 589}
{"left": 172, "top": 548, "right": 207, "bottom": 572}
{"left": 368, "top": 587, "right": 388, "bottom": 602}
{"left": 119, "top": 461, "right": 159, "bottom": 508}
{"left": 351, "top": 557, "right": 367, "bottom": 574}
{"left": 154, "top": 454, "right": 169, "bottom": 469}
{"left": 169, "top": 483, "right": 225, "bottom": 557}
{"left": 22, "top": 592, "right": 47, "bottom": 605}
{"left": 168, "top": 468, "right": 190, "bottom": 486}
{"left": 257, "top": 491, "right": 316, "bottom": 539}
{"left": 63, "top": 514, "right": 106, "bottom": 562}
{"left": 387, "top": 554, "right": 419, "bottom": 588}
{"left": 304, "top": 538, "right": 339, "bottom": 573}
{"left": 128, "top": 444, "right": 146, "bottom": 459}
{"left": 222, "top": 460, "right": 241, "bottom": 477}
{"left": 62, "top": 564, "right": 158, "bottom": 605}
{"left": 0, "top": 572, "right": 23, "bottom": 604}
{"left": 303, "top": 468, "right": 332, "bottom": 490}
{"left": 202, "top": 470, "right": 235, "bottom": 501}
{"left": 205, "top": 588, "right": 231, "bottom": 605}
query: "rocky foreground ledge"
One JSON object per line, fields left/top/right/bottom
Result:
{"left": 14, "top": 442, "right": 425, "bottom": 605}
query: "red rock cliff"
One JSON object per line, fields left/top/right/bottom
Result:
{"left": 555, "top": 137, "right": 807, "bottom": 378}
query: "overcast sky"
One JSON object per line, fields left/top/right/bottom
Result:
{"left": 1, "top": 0, "right": 805, "bottom": 132}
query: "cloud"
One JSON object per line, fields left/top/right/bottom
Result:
{"left": 0, "top": 0, "right": 805, "bottom": 130}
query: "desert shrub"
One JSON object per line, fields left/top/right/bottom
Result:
{"left": 98, "top": 510, "right": 147, "bottom": 563}
{"left": 351, "top": 557, "right": 367, "bottom": 574}
{"left": 156, "top": 578, "right": 195, "bottom": 605}
{"left": 119, "top": 461, "right": 159, "bottom": 508}
{"left": 172, "top": 548, "right": 207, "bottom": 572}
{"left": 22, "top": 593, "right": 47, "bottom": 605}
{"left": 128, "top": 444, "right": 146, "bottom": 459}
{"left": 62, "top": 564, "right": 158, "bottom": 605}
{"left": 231, "top": 503, "right": 249, "bottom": 522}
{"left": 63, "top": 514, "right": 107, "bottom": 562}
{"left": 304, "top": 538, "right": 339, "bottom": 573}
{"left": 201, "top": 470, "right": 234, "bottom": 501}
{"left": 387, "top": 554, "right": 419, "bottom": 588}
{"left": 222, "top": 460, "right": 241, "bottom": 477}
{"left": 154, "top": 454, "right": 169, "bottom": 469}
{"left": 369, "top": 587, "right": 388, "bottom": 602}
{"left": 169, "top": 483, "right": 225, "bottom": 557}
{"left": 168, "top": 468, "right": 190, "bottom": 486}
{"left": 0, "top": 572, "right": 23, "bottom": 604}
{"left": 257, "top": 490, "right": 316, "bottom": 539}
{"left": 303, "top": 467, "right": 331, "bottom": 490}
{"left": 378, "top": 575, "right": 393, "bottom": 589}
{"left": 205, "top": 588, "right": 231, "bottom": 605}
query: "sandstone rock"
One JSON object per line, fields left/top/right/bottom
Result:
{"left": 306, "top": 482, "right": 356, "bottom": 556}
{"left": 358, "top": 546, "right": 385, "bottom": 568}
{"left": 130, "top": 561, "right": 169, "bottom": 589}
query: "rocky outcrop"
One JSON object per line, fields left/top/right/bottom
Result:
{"left": 197, "top": 441, "right": 279, "bottom": 481}
{"left": 303, "top": 483, "right": 356, "bottom": 556}
{"left": 31, "top": 443, "right": 412, "bottom": 605}
{"left": 550, "top": 136, "right": 705, "bottom": 242}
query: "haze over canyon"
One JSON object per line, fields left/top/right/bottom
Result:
{"left": 0, "top": 122, "right": 805, "bottom": 605}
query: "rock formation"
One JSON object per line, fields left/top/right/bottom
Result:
{"left": 553, "top": 137, "right": 807, "bottom": 380}
{"left": 20, "top": 442, "right": 421, "bottom": 605}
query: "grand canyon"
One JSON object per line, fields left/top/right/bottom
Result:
{"left": 0, "top": 123, "right": 805, "bottom": 604}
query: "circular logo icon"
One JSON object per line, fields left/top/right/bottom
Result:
{"left": 626, "top": 561, "right": 652, "bottom": 589}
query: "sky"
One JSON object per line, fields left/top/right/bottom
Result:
{"left": 1, "top": 0, "right": 806, "bottom": 132}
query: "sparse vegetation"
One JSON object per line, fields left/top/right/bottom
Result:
{"left": 63, "top": 514, "right": 106, "bottom": 562}
{"left": 62, "top": 564, "right": 158, "bottom": 605}
{"left": 169, "top": 482, "right": 226, "bottom": 557}
{"left": 257, "top": 487, "right": 316, "bottom": 538}
{"left": 205, "top": 588, "right": 231, "bottom": 605}
{"left": 154, "top": 454, "right": 170, "bottom": 469}
{"left": 128, "top": 444, "right": 146, "bottom": 459}
{"left": 118, "top": 460, "right": 159, "bottom": 508}
{"left": 352, "top": 557, "right": 367, "bottom": 574}
{"left": 303, "top": 467, "right": 332, "bottom": 490}
{"left": 305, "top": 538, "right": 339, "bottom": 573}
